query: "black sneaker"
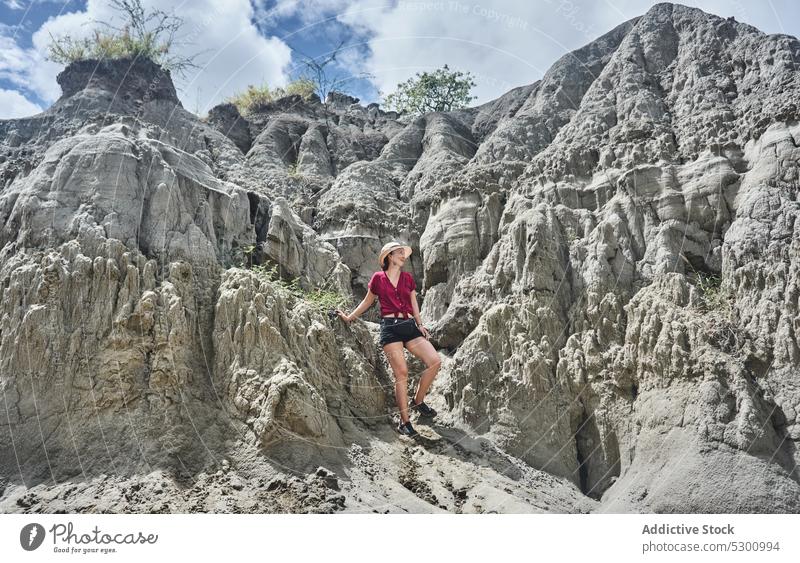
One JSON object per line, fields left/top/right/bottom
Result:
{"left": 409, "top": 398, "right": 437, "bottom": 419}
{"left": 397, "top": 420, "right": 418, "bottom": 437}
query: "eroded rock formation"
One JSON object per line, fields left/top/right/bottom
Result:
{"left": 1, "top": 2, "right": 798, "bottom": 513}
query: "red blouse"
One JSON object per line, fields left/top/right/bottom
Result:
{"left": 368, "top": 270, "right": 417, "bottom": 317}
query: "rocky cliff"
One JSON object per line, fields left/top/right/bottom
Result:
{"left": 1, "top": 2, "right": 798, "bottom": 513}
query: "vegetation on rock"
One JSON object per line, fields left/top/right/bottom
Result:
{"left": 46, "top": 0, "right": 199, "bottom": 75}
{"left": 239, "top": 244, "right": 348, "bottom": 313}
{"left": 226, "top": 79, "right": 317, "bottom": 115}
{"left": 383, "top": 64, "right": 477, "bottom": 115}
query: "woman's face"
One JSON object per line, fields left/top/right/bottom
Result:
{"left": 389, "top": 248, "right": 406, "bottom": 266}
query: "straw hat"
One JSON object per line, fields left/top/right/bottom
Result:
{"left": 378, "top": 241, "right": 412, "bottom": 267}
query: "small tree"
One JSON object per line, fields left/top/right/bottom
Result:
{"left": 383, "top": 64, "right": 477, "bottom": 115}
{"left": 47, "top": 0, "right": 200, "bottom": 75}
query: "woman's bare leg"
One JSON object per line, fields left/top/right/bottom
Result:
{"left": 383, "top": 341, "right": 411, "bottom": 423}
{"left": 405, "top": 336, "right": 442, "bottom": 404}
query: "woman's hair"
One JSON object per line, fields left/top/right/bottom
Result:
{"left": 381, "top": 255, "right": 390, "bottom": 271}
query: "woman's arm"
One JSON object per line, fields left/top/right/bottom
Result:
{"left": 410, "top": 291, "right": 430, "bottom": 338}
{"left": 337, "top": 289, "right": 376, "bottom": 322}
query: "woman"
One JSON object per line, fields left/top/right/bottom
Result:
{"left": 336, "top": 241, "right": 442, "bottom": 437}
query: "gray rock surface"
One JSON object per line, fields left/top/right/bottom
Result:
{"left": 1, "top": 2, "right": 799, "bottom": 513}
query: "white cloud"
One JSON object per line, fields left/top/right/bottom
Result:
{"left": 3, "top": 0, "right": 294, "bottom": 113}
{"left": 276, "top": 0, "right": 800, "bottom": 106}
{"left": 330, "top": 0, "right": 632, "bottom": 105}
{"left": 254, "top": 0, "right": 362, "bottom": 77}
{"left": 151, "top": 0, "right": 293, "bottom": 113}
{"left": 0, "top": 34, "right": 34, "bottom": 83}
{"left": 252, "top": 0, "right": 615, "bottom": 106}
{"left": 255, "top": 0, "right": 352, "bottom": 25}
{"left": 5, "top": 0, "right": 71, "bottom": 8}
{"left": 0, "top": 31, "right": 63, "bottom": 103}
{"left": 0, "top": 88, "right": 43, "bottom": 118}
{"left": 3, "top": 0, "right": 796, "bottom": 114}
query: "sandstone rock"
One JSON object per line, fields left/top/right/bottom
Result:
{"left": 2, "top": 2, "right": 800, "bottom": 514}
{"left": 206, "top": 103, "right": 252, "bottom": 154}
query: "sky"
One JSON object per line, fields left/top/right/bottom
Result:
{"left": 1, "top": 0, "right": 799, "bottom": 119}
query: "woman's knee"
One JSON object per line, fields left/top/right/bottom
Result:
{"left": 427, "top": 354, "right": 442, "bottom": 370}
{"left": 393, "top": 363, "right": 409, "bottom": 378}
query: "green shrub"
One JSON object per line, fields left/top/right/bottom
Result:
{"left": 383, "top": 64, "right": 477, "bottom": 115}
{"left": 677, "top": 254, "right": 732, "bottom": 314}
{"left": 304, "top": 287, "right": 349, "bottom": 312}
{"left": 48, "top": 29, "right": 163, "bottom": 64}
{"left": 227, "top": 79, "right": 317, "bottom": 115}
{"left": 283, "top": 78, "right": 317, "bottom": 100}
{"left": 46, "top": 0, "right": 198, "bottom": 75}
{"left": 286, "top": 161, "right": 300, "bottom": 177}
{"left": 238, "top": 247, "right": 348, "bottom": 314}
{"left": 695, "top": 272, "right": 730, "bottom": 312}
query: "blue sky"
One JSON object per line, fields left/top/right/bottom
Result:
{"left": 1, "top": 0, "right": 800, "bottom": 118}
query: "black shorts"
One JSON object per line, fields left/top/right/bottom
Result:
{"left": 379, "top": 317, "right": 425, "bottom": 347}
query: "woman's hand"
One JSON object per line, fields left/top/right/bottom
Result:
{"left": 336, "top": 309, "right": 352, "bottom": 323}
{"left": 418, "top": 324, "right": 431, "bottom": 339}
